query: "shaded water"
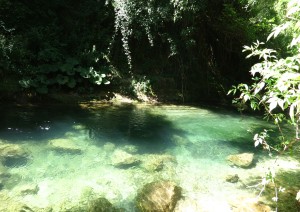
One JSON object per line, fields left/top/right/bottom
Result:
{"left": 0, "top": 104, "right": 299, "bottom": 211}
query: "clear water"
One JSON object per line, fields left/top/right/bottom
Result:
{"left": 0, "top": 104, "right": 299, "bottom": 211}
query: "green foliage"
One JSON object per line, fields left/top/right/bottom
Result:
{"left": 0, "top": 0, "right": 273, "bottom": 101}
{"left": 0, "top": 0, "right": 115, "bottom": 94}
{"left": 229, "top": 0, "right": 300, "bottom": 147}
{"left": 130, "top": 76, "right": 155, "bottom": 101}
{"left": 229, "top": 0, "right": 300, "bottom": 207}
{"left": 108, "top": 0, "right": 259, "bottom": 102}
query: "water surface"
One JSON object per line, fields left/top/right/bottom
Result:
{"left": 0, "top": 104, "right": 298, "bottom": 211}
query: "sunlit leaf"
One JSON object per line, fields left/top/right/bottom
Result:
{"left": 269, "top": 100, "right": 277, "bottom": 112}
{"left": 254, "top": 82, "right": 265, "bottom": 94}
{"left": 254, "top": 139, "right": 260, "bottom": 147}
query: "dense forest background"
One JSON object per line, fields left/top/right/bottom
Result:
{"left": 0, "top": 0, "right": 291, "bottom": 103}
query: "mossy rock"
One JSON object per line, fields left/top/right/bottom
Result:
{"left": 136, "top": 181, "right": 182, "bottom": 212}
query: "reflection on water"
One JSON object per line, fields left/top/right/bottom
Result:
{"left": 0, "top": 104, "right": 299, "bottom": 211}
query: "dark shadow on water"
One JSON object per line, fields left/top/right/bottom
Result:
{"left": 0, "top": 104, "right": 90, "bottom": 142}
{"left": 0, "top": 103, "right": 283, "bottom": 154}
{"left": 80, "top": 104, "right": 185, "bottom": 153}
{"left": 0, "top": 104, "right": 185, "bottom": 153}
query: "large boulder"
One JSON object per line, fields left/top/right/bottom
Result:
{"left": 49, "top": 138, "right": 82, "bottom": 154}
{"left": 227, "top": 153, "right": 254, "bottom": 168}
{"left": 111, "top": 149, "right": 141, "bottom": 168}
{"left": 0, "top": 142, "right": 30, "bottom": 167}
{"left": 135, "top": 181, "right": 182, "bottom": 212}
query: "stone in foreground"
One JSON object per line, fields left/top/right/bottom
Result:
{"left": 227, "top": 153, "right": 254, "bottom": 168}
{"left": 135, "top": 181, "right": 182, "bottom": 212}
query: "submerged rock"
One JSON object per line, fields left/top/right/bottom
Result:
{"left": 227, "top": 153, "right": 254, "bottom": 168}
{"left": 225, "top": 174, "right": 239, "bottom": 183}
{"left": 143, "top": 158, "right": 164, "bottom": 172}
{"left": 141, "top": 154, "right": 176, "bottom": 172}
{"left": 135, "top": 181, "right": 182, "bottom": 212}
{"left": 0, "top": 142, "right": 30, "bottom": 167}
{"left": 49, "top": 138, "right": 82, "bottom": 154}
{"left": 111, "top": 149, "right": 141, "bottom": 168}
